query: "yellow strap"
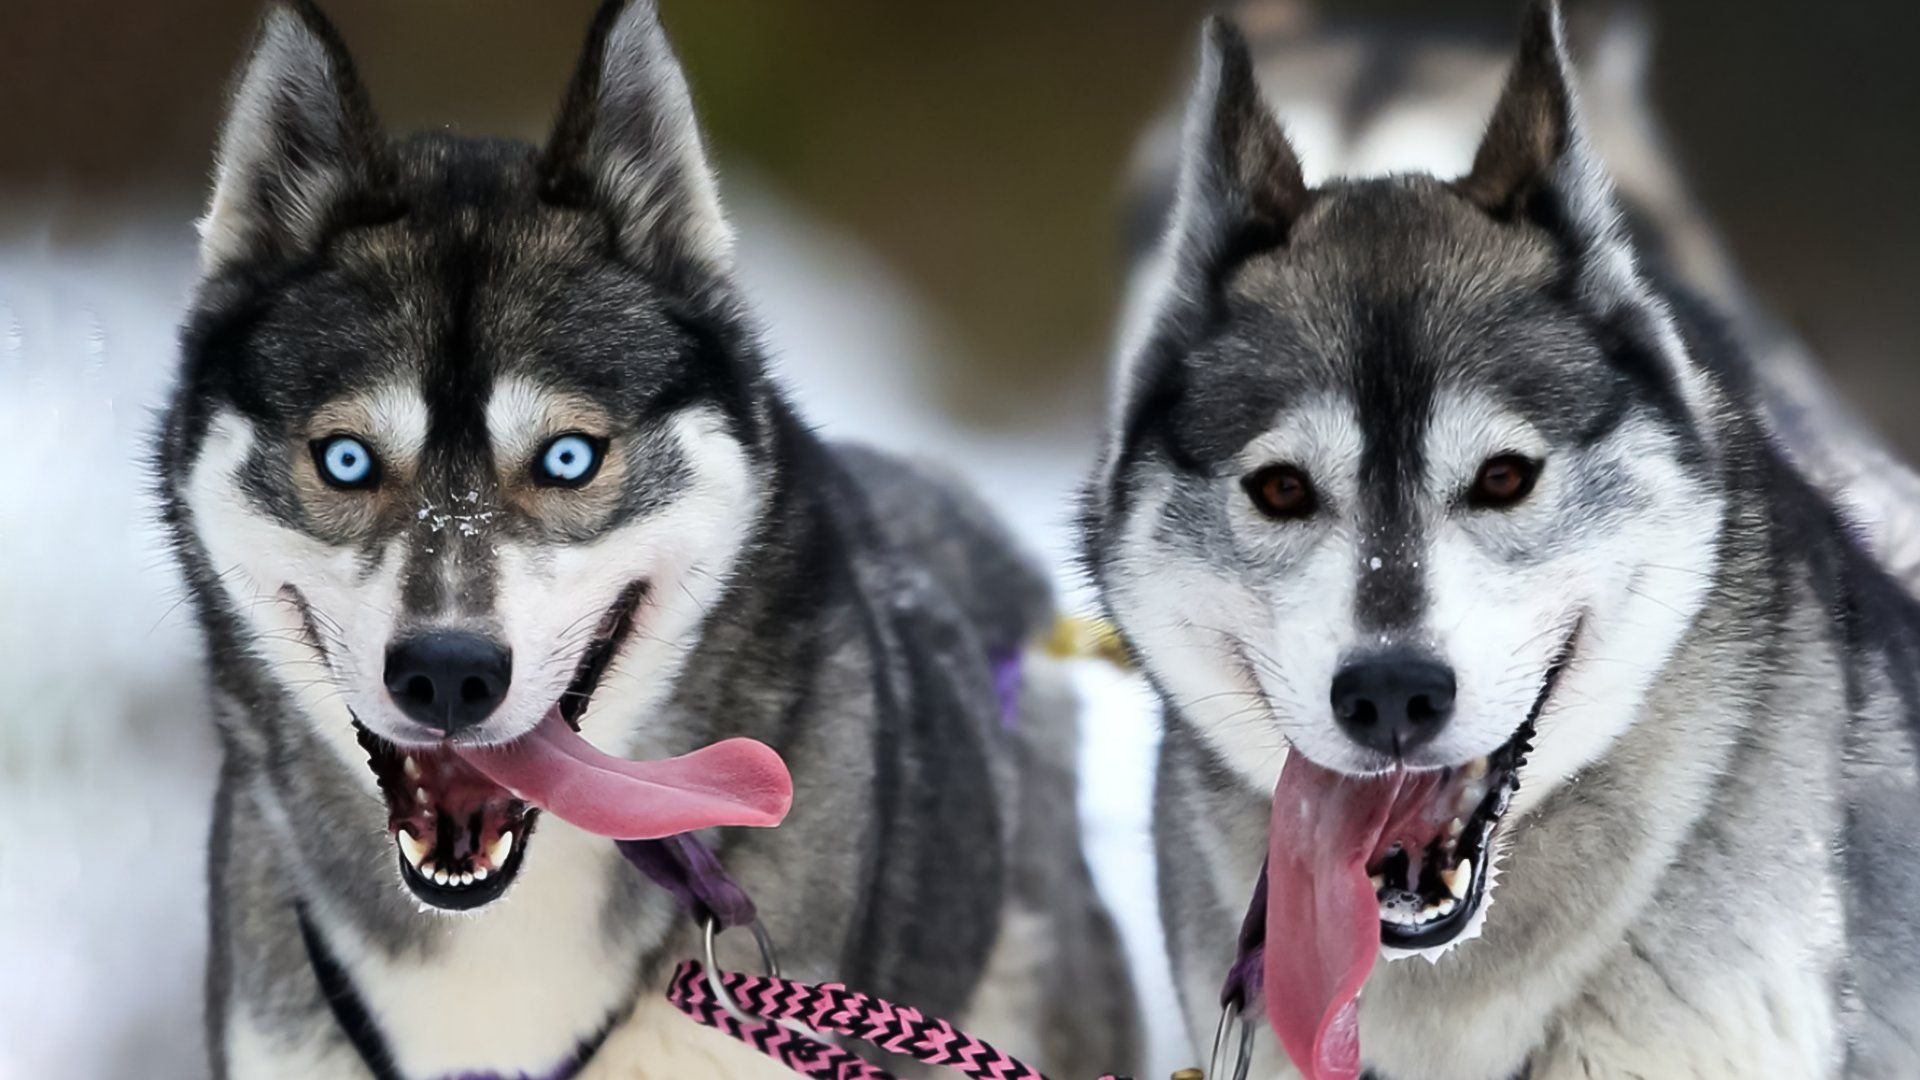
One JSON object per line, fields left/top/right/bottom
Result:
{"left": 1042, "top": 614, "right": 1133, "bottom": 670}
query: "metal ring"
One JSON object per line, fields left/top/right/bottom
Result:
{"left": 1208, "top": 1003, "right": 1255, "bottom": 1080}
{"left": 702, "top": 917, "right": 780, "bottom": 1026}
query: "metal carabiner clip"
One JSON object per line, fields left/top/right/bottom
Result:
{"left": 701, "top": 915, "right": 781, "bottom": 1026}
{"left": 1207, "top": 1001, "right": 1255, "bottom": 1080}
{"left": 699, "top": 916, "right": 830, "bottom": 1043}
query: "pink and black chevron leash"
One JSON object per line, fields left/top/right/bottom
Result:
{"left": 665, "top": 959, "right": 1133, "bottom": 1080}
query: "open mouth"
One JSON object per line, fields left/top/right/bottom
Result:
{"left": 1258, "top": 624, "right": 1579, "bottom": 1077}
{"left": 355, "top": 725, "right": 535, "bottom": 910}
{"left": 353, "top": 583, "right": 644, "bottom": 911}
{"left": 1363, "top": 631, "right": 1574, "bottom": 951}
{"left": 1368, "top": 716, "right": 1532, "bottom": 949}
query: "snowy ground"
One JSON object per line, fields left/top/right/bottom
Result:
{"left": 0, "top": 187, "right": 1187, "bottom": 1077}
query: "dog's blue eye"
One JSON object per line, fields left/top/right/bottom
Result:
{"left": 536, "top": 434, "right": 602, "bottom": 487}
{"left": 312, "top": 435, "right": 378, "bottom": 489}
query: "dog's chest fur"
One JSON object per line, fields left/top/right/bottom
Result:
{"left": 317, "top": 825, "right": 654, "bottom": 1077}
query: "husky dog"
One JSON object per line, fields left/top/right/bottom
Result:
{"left": 156, "top": 2, "right": 1135, "bottom": 1076}
{"left": 1083, "top": 2, "right": 1920, "bottom": 1077}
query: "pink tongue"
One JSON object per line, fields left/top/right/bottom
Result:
{"left": 456, "top": 709, "right": 793, "bottom": 840}
{"left": 1263, "top": 753, "right": 1407, "bottom": 1080}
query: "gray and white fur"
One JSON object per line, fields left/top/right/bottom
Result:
{"left": 157, "top": 1, "right": 1135, "bottom": 1076}
{"left": 1085, "top": 2, "right": 1920, "bottom": 1076}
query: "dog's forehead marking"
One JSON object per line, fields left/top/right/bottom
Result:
{"left": 486, "top": 375, "right": 549, "bottom": 457}
{"left": 1235, "top": 393, "right": 1362, "bottom": 469}
{"left": 484, "top": 375, "right": 614, "bottom": 462}
{"left": 1423, "top": 390, "right": 1548, "bottom": 491}
{"left": 308, "top": 381, "right": 430, "bottom": 462}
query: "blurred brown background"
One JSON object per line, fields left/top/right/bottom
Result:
{"left": 4, "top": 0, "right": 1916, "bottom": 449}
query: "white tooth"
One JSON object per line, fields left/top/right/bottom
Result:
{"left": 458, "top": 872, "right": 473, "bottom": 887}
{"left": 419, "top": 860, "right": 435, "bottom": 878}
{"left": 486, "top": 831, "right": 514, "bottom": 867}
{"left": 1370, "top": 874, "right": 1385, "bottom": 893}
{"left": 1438, "top": 898, "right": 1457, "bottom": 916}
{"left": 1448, "top": 817, "right": 1466, "bottom": 839}
{"left": 1443, "top": 858, "right": 1474, "bottom": 900}
{"left": 404, "top": 756, "right": 421, "bottom": 781}
{"left": 473, "top": 867, "right": 489, "bottom": 882}
{"left": 415, "top": 787, "right": 431, "bottom": 806}
{"left": 1465, "top": 756, "right": 1489, "bottom": 779}
{"left": 1419, "top": 903, "right": 1443, "bottom": 923}
{"left": 397, "top": 831, "right": 429, "bottom": 868}
{"left": 433, "top": 869, "right": 450, "bottom": 886}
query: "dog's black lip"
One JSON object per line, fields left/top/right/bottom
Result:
{"left": 558, "top": 581, "right": 646, "bottom": 732}
{"left": 1377, "top": 620, "right": 1580, "bottom": 950}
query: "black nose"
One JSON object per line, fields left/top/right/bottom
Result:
{"left": 1330, "top": 655, "right": 1456, "bottom": 758}
{"left": 383, "top": 632, "right": 512, "bottom": 735}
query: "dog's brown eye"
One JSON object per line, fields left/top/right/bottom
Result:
{"left": 1469, "top": 454, "right": 1539, "bottom": 509}
{"left": 1244, "top": 464, "right": 1317, "bottom": 520}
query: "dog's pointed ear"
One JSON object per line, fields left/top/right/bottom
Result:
{"left": 1460, "top": 0, "right": 1625, "bottom": 255}
{"left": 200, "top": 0, "right": 390, "bottom": 274}
{"left": 1164, "top": 16, "right": 1310, "bottom": 288}
{"left": 541, "top": 0, "right": 733, "bottom": 280}
{"left": 1464, "top": 1, "right": 1713, "bottom": 426}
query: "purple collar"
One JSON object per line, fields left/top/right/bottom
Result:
{"left": 617, "top": 834, "right": 758, "bottom": 930}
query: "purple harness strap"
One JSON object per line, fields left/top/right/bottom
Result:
{"left": 991, "top": 647, "right": 1024, "bottom": 730}
{"left": 1221, "top": 858, "right": 1268, "bottom": 1011}
{"left": 617, "top": 833, "right": 759, "bottom": 930}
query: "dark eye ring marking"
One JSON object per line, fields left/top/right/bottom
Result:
{"left": 311, "top": 434, "right": 380, "bottom": 490}
{"left": 1468, "top": 453, "right": 1541, "bottom": 509}
{"left": 533, "top": 432, "right": 607, "bottom": 489}
{"left": 1243, "top": 463, "right": 1318, "bottom": 520}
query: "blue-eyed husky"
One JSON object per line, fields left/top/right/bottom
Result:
{"left": 157, "top": 1, "right": 1136, "bottom": 1075}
